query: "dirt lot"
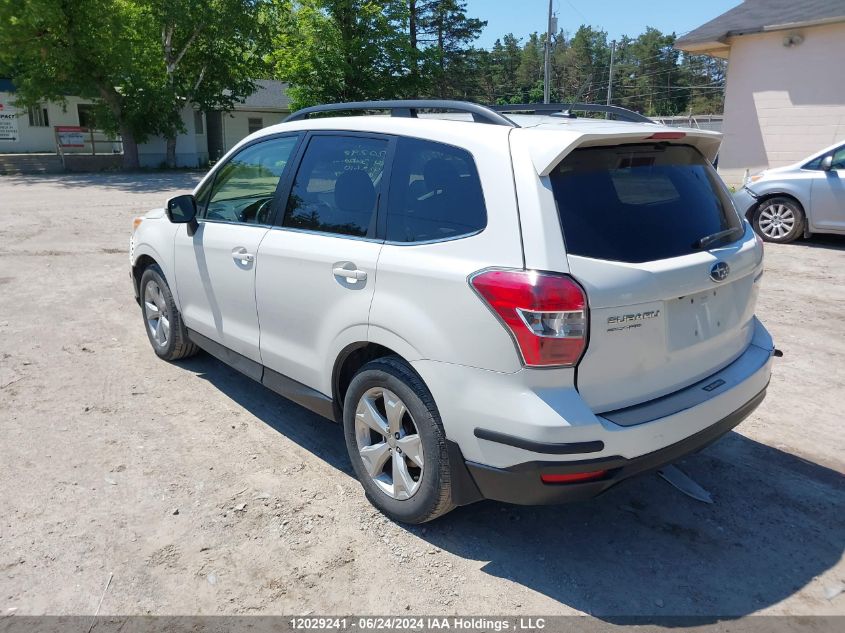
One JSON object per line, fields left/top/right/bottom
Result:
{"left": 0, "top": 172, "right": 843, "bottom": 620}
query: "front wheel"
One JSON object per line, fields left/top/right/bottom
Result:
{"left": 139, "top": 264, "right": 199, "bottom": 361}
{"left": 343, "top": 356, "right": 455, "bottom": 524}
{"left": 753, "top": 197, "right": 804, "bottom": 243}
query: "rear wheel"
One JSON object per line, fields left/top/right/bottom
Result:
{"left": 343, "top": 356, "right": 455, "bottom": 523}
{"left": 753, "top": 196, "right": 804, "bottom": 243}
{"left": 139, "top": 265, "right": 198, "bottom": 361}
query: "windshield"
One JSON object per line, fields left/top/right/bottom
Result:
{"left": 549, "top": 144, "right": 743, "bottom": 263}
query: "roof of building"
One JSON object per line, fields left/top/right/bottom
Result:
{"left": 676, "top": 0, "right": 845, "bottom": 53}
{"left": 236, "top": 79, "right": 290, "bottom": 111}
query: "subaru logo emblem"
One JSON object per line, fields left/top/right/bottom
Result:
{"left": 710, "top": 261, "right": 730, "bottom": 283}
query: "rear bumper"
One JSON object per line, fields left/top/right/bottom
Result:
{"left": 417, "top": 318, "right": 775, "bottom": 506}
{"left": 463, "top": 385, "right": 766, "bottom": 505}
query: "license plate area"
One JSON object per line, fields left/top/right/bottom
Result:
{"left": 666, "top": 285, "right": 741, "bottom": 351}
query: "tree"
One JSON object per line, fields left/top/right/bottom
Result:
{"left": 141, "top": 0, "right": 273, "bottom": 167}
{"left": 0, "top": 0, "right": 275, "bottom": 169}
{"left": 415, "top": 0, "right": 485, "bottom": 98}
{"left": 271, "top": 0, "right": 411, "bottom": 110}
{"left": 680, "top": 53, "right": 727, "bottom": 115}
{"left": 489, "top": 34, "right": 522, "bottom": 103}
{"left": 0, "top": 0, "right": 159, "bottom": 169}
{"left": 614, "top": 27, "right": 681, "bottom": 116}
{"left": 563, "top": 26, "right": 610, "bottom": 103}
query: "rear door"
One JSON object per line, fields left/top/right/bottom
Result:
{"left": 255, "top": 132, "right": 391, "bottom": 392}
{"left": 547, "top": 143, "right": 764, "bottom": 412}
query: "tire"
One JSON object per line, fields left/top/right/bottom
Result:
{"left": 139, "top": 264, "right": 199, "bottom": 361}
{"left": 343, "top": 356, "right": 455, "bottom": 524}
{"left": 753, "top": 196, "right": 804, "bottom": 243}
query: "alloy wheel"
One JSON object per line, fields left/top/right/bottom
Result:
{"left": 354, "top": 387, "right": 424, "bottom": 500}
{"left": 143, "top": 280, "right": 170, "bottom": 348}
{"left": 758, "top": 203, "right": 796, "bottom": 239}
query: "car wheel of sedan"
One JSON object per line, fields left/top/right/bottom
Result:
{"left": 139, "top": 264, "right": 199, "bottom": 361}
{"left": 753, "top": 197, "right": 804, "bottom": 243}
{"left": 343, "top": 356, "right": 455, "bottom": 524}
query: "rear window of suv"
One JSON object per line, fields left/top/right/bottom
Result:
{"left": 549, "top": 144, "right": 742, "bottom": 263}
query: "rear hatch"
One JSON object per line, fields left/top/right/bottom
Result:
{"left": 548, "top": 142, "right": 763, "bottom": 412}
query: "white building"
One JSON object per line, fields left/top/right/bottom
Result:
{"left": 0, "top": 79, "right": 290, "bottom": 171}
{"left": 676, "top": 0, "right": 845, "bottom": 187}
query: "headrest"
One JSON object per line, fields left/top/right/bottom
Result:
{"left": 335, "top": 170, "right": 376, "bottom": 213}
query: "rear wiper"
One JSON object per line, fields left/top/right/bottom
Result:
{"left": 694, "top": 227, "right": 743, "bottom": 250}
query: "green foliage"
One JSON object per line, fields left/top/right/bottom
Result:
{"left": 140, "top": 0, "right": 274, "bottom": 165}
{"left": 0, "top": 0, "right": 727, "bottom": 171}
{"left": 271, "top": 0, "right": 412, "bottom": 110}
{"left": 271, "top": 0, "right": 486, "bottom": 109}
{"left": 269, "top": 2, "right": 725, "bottom": 116}
{"left": 0, "top": 0, "right": 161, "bottom": 143}
{"left": 0, "top": 0, "right": 274, "bottom": 167}
{"left": 414, "top": 0, "right": 485, "bottom": 98}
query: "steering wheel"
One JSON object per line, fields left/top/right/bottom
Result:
{"left": 254, "top": 198, "right": 274, "bottom": 225}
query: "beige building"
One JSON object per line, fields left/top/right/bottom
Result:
{"left": 676, "top": 0, "right": 845, "bottom": 187}
{"left": 0, "top": 79, "right": 290, "bottom": 170}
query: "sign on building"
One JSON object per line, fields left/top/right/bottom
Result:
{"left": 0, "top": 98, "right": 19, "bottom": 142}
{"left": 56, "top": 126, "right": 87, "bottom": 148}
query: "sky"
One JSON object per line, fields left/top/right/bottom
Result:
{"left": 464, "top": 0, "right": 742, "bottom": 48}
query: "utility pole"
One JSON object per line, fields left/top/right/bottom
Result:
{"left": 543, "top": 0, "right": 554, "bottom": 104}
{"left": 606, "top": 40, "right": 616, "bottom": 107}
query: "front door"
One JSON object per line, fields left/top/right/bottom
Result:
{"left": 256, "top": 133, "right": 391, "bottom": 393}
{"left": 811, "top": 145, "right": 845, "bottom": 232}
{"left": 174, "top": 134, "right": 301, "bottom": 365}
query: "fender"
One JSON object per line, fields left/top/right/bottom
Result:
{"left": 745, "top": 185, "right": 812, "bottom": 235}
{"left": 366, "top": 325, "right": 424, "bottom": 365}
{"left": 131, "top": 220, "right": 181, "bottom": 308}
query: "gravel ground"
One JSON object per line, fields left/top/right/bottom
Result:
{"left": 0, "top": 172, "right": 843, "bottom": 620}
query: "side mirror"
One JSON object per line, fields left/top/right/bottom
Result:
{"left": 166, "top": 194, "right": 197, "bottom": 223}
{"left": 821, "top": 155, "right": 833, "bottom": 171}
{"left": 166, "top": 194, "right": 199, "bottom": 234}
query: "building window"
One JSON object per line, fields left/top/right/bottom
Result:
{"left": 77, "top": 104, "right": 96, "bottom": 129}
{"left": 194, "top": 111, "right": 204, "bottom": 135}
{"left": 248, "top": 117, "right": 263, "bottom": 135}
{"left": 28, "top": 105, "right": 49, "bottom": 127}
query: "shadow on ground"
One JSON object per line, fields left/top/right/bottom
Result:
{"left": 794, "top": 233, "right": 845, "bottom": 251}
{"left": 0, "top": 171, "right": 202, "bottom": 193}
{"left": 182, "top": 354, "right": 844, "bottom": 623}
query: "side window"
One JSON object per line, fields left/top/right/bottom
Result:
{"left": 832, "top": 146, "right": 845, "bottom": 170}
{"left": 202, "top": 135, "right": 299, "bottom": 224}
{"left": 386, "top": 137, "right": 486, "bottom": 243}
{"left": 804, "top": 156, "right": 823, "bottom": 170}
{"left": 282, "top": 135, "right": 388, "bottom": 238}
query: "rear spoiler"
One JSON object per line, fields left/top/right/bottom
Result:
{"left": 519, "top": 128, "right": 723, "bottom": 177}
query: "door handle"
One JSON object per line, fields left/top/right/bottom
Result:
{"left": 332, "top": 265, "right": 367, "bottom": 282}
{"left": 232, "top": 247, "right": 255, "bottom": 264}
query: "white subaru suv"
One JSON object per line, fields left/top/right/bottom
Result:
{"left": 130, "top": 100, "right": 775, "bottom": 523}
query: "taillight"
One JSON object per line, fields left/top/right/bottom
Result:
{"left": 470, "top": 269, "right": 588, "bottom": 368}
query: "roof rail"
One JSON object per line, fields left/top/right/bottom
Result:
{"left": 284, "top": 100, "right": 518, "bottom": 127}
{"left": 490, "top": 103, "right": 654, "bottom": 124}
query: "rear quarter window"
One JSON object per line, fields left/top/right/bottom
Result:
{"left": 386, "top": 137, "right": 486, "bottom": 243}
{"left": 549, "top": 144, "right": 742, "bottom": 263}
